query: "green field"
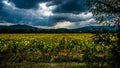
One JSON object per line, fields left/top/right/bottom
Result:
{"left": 0, "top": 33, "right": 115, "bottom": 68}
{"left": 0, "top": 33, "right": 93, "bottom": 40}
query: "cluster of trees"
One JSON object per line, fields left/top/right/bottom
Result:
{"left": 0, "top": 28, "right": 77, "bottom": 33}
{"left": 87, "top": 0, "right": 120, "bottom": 67}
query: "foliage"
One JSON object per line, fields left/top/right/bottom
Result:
{"left": 87, "top": 0, "right": 120, "bottom": 67}
{"left": 0, "top": 33, "right": 115, "bottom": 67}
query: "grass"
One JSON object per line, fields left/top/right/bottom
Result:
{"left": 0, "top": 62, "right": 110, "bottom": 68}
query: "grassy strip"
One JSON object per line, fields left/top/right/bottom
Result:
{"left": 0, "top": 62, "right": 110, "bottom": 68}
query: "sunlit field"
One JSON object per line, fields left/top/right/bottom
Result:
{"left": 0, "top": 33, "right": 93, "bottom": 40}
{"left": 0, "top": 33, "right": 114, "bottom": 68}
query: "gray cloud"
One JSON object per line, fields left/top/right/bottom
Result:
{"left": 0, "top": 0, "right": 96, "bottom": 29}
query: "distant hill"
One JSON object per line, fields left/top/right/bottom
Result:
{"left": 0, "top": 24, "right": 38, "bottom": 33}
{"left": 74, "top": 26, "right": 118, "bottom": 33}
{"left": 0, "top": 24, "right": 118, "bottom": 33}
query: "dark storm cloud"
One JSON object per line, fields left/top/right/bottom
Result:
{"left": 0, "top": 0, "right": 95, "bottom": 28}
{"left": 0, "top": 0, "right": 4, "bottom": 9}
{"left": 8, "top": 0, "right": 63, "bottom": 9}
{"left": 0, "top": 10, "right": 45, "bottom": 26}
{"left": 8, "top": 0, "right": 87, "bottom": 13}
{"left": 53, "top": 0, "right": 87, "bottom": 13}
{"left": 48, "top": 14, "right": 90, "bottom": 25}
{"left": 9, "top": 0, "right": 43, "bottom": 9}
{"left": 0, "top": 10, "right": 25, "bottom": 24}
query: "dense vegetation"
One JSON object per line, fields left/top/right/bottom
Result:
{"left": 0, "top": 33, "right": 117, "bottom": 68}
{"left": 87, "top": 0, "right": 120, "bottom": 67}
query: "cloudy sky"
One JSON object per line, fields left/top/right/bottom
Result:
{"left": 0, "top": 0, "right": 98, "bottom": 29}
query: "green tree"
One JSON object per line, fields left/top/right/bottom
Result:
{"left": 87, "top": 0, "right": 120, "bottom": 67}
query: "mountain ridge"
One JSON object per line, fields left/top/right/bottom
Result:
{"left": 0, "top": 24, "right": 118, "bottom": 33}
